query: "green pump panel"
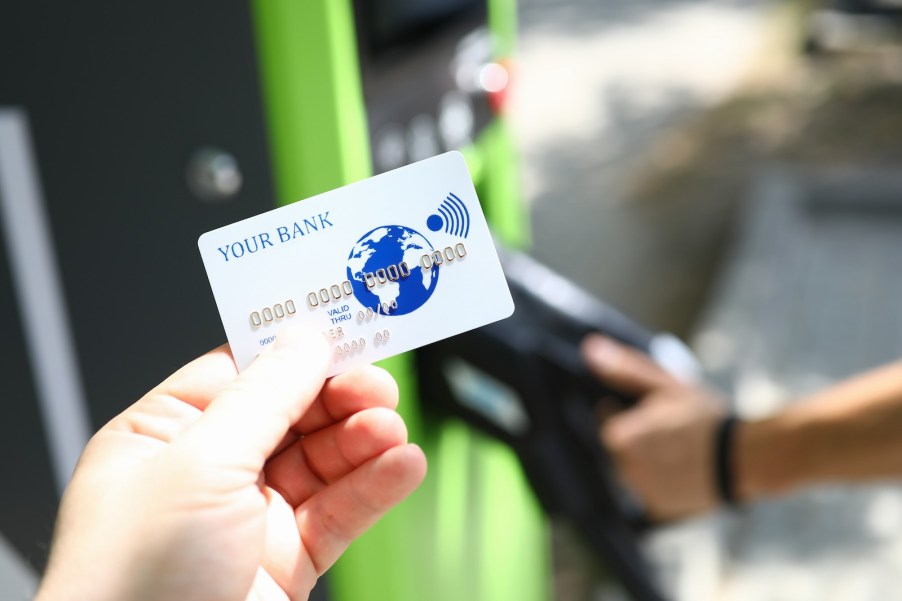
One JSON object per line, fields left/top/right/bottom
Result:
{"left": 250, "top": 1, "right": 549, "bottom": 599}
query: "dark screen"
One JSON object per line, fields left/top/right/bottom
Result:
{"left": 361, "top": 0, "right": 481, "bottom": 54}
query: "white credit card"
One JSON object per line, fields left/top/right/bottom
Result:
{"left": 198, "top": 151, "right": 514, "bottom": 375}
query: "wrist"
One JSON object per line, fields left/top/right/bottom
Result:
{"left": 734, "top": 415, "right": 805, "bottom": 502}
{"left": 35, "top": 539, "right": 132, "bottom": 601}
{"left": 36, "top": 568, "right": 117, "bottom": 601}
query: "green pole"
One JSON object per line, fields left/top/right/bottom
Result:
{"left": 250, "top": 1, "right": 549, "bottom": 598}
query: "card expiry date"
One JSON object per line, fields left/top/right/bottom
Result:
{"left": 198, "top": 151, "right": 514, "bottom": 375}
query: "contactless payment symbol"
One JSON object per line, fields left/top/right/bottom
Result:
{"left": 427, "top": 192, "right": 470, "bottom": 238}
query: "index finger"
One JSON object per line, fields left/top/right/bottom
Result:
{"left": 292, "top": 365, "right": 400, "bottom": 435}
{"left": 581, "top": 334, "right": 678, "bottom": 396}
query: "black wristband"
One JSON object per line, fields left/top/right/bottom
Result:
{"left": 714, "top": 414, "right": 740, "bottom": 506}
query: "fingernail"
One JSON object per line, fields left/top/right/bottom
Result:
{"left": 583, "top": 334, "right": 620, "bottom": 366}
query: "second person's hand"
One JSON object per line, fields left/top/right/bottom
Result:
{"left": 581, "top": 334, "right": 725, "bottom": 520}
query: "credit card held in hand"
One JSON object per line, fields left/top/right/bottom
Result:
{"left": 198, "top": 152, "right": 514, "bottom": 375}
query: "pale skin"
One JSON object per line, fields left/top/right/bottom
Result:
{"left": 36, "top": 326, "right": 427, "bottom": 601}
{"left": 581, "top": 334, "right": 902, "bottom": 520}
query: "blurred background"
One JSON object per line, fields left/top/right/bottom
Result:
{"left": 4, "top": 0, "right": 902, "bottom": 599}
{"left": 513, "top": 0, "right": 902, "bottom": 599}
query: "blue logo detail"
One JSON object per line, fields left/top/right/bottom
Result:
{"left": 426, "top": 192, "right": 470, "bottom": 238}
{"left": 346, "top": 225, "right": 440, "bottom": 316}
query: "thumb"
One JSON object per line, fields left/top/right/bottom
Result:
{"left": 582, "top": 334, "right": 678, "bottom": 396}
{"left": 176, "top": 325, "right": 330, "bottom": 470}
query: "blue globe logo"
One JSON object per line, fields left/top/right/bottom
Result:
{"left": 347, "top": 225, "right": 439, "bottom": 316}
